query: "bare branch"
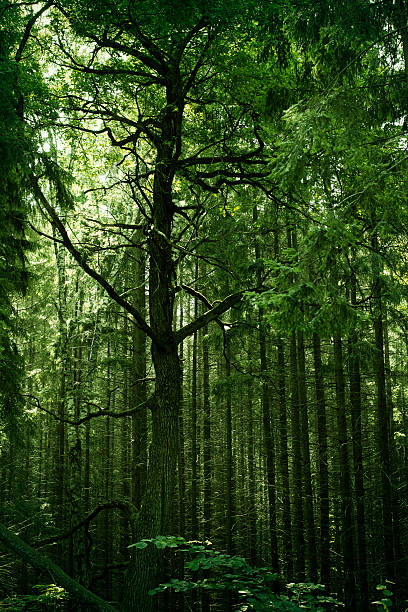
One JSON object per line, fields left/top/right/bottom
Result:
{"left": 180, "top": 284, "right": 212, "bottom": 309}
{"left": 175, "top": 291, "right": 244, "bottom": 343}
{"left": 15, "top": 0, "right": 53, "bottom": 63}
{"left": 35, "top": 502, "right": 137, "bottom": 548}
{"left": 29, "top": 175, "right": 160, "bottom": 344}
{"left": 23, "top": 394, "right": 156, "bottom": 425}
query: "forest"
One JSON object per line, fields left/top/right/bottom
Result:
{"left": 1, "top": 0, "right": 408, "bottom": 610}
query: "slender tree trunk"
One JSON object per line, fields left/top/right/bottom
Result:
{"left": 255, "top": 205, "right": 278, "bottom": 569}
{"left": 348, "top": 273, "right": 368, "bottom": 608}
{"left": 178, "top": 289, "right": 186, "bottom": 538}
{"left": 290, "top": 331, "right": 305, "bottom": 580}
{"left": 202, "top": 322, "right": 211, "bottom": 539}
{"left": 372, "top": 241, "right": 394, "bottom": 580}
{"left": 0, "top": 523, "right": 118, "bottom": 612}
{"left": 260, "top": 315, "right": 278, "bottom": 570}
{"left": 312, "top": 333, "right": 330, "bottom": 588}
{"left": 225, "top": 353, "right": 234, "bottom": 555}
{"left": 246, "top": 378, "right": 257, "bottom": 567}
{"left": 191, "top": 277, "right": 199, "bottom": 540}
{"left": 53, "top": 232, "right": 68, "bottom": 568}
{"left": 131, "top": 251, "right": 147, "bottom": 509}
{"left": 297, "top": 330, "right": 317, "bottom": 581}
{"left": 333, "top": 335, "right": 356, "bottom": 610}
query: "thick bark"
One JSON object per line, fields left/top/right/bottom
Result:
{"left": 122, "top": 70, "right": 183, "bottom": 611}
{"left": 123, "top": 350, "right": 181, "bottom": 611}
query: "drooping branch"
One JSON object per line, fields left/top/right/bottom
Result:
{"left": 36, "top": 501, "right": 137, "bottom": 548}
{"left": 175, "top": 290, "right": 244, "bottom": 343}
{"left": 180, "top": 284, "right": 212, "bottom": 309}
{"left": 29, "top": 175, "right": 160, "bottom": 345}
{"left": 0, "top": 522, "right": 119, "bottom": 612}
{"left": 23, "top": 393, "right": 156, "bottom": 426}
{"left": 15, "top": 0, "right": 53, "bottom": 63}
{"left": 87, "top": 33, "right": 168, "bottom": 77}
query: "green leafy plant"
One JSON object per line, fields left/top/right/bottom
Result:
{"left": 371, "top": 583, "right": 394, "bottom": 610}
{"left": 0, "top": 584, "right": 68, "bottom": 611}
{"left": 128, "top": 536, "right": 344, "bottom": 611}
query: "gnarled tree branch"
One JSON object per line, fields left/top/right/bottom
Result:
{"left": 0, "top": 522, "right": 119, "bottom": 612}
{"left": 29, "top": 175, "right": 160, "bottom": 345}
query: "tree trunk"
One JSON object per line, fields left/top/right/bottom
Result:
{"left": 297, "top": 330, "right": 317, "bottom": 581}
{"left": 289, "top": 331, "right": 305, "bottom": 580}
{"left": 372, "top": 242, "right": 394, "bottom": 580}
{"left": 260, "top": 314, "right": 278, "bottom": 571}
{"left": 131, "top": 251, "right": 147, "bottom": 509}
{"left": 122, "top": 74, "right": 183, "bottom": 610}
{"left": 246, "top": 378, "right": 257, "bottom": 567}
{"left": 203, "top": 322, "right": 211, "bottom": 539}
{"left": 333, "top": 335, "right": 356, "bottom": 610}
{"left": 348, "top": 273, "right": 368, "bottom": 608}
{"left": 225, "top": 352, "right": 234, "bottom": 555}
{"left": 312, "top": 333, "right": 330, "bottom": 587}
{"left": 191, "top": 277, "right": 199, "bottom": 540}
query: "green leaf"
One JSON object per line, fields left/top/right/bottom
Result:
{"left": 128, "top": 541, "right": 148, "bottom": 549}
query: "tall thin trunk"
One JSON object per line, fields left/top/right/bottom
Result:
{"left": 333, "top": 335, "right": 356, "bottom": 609}
{"left": 276, "top": 336, "right": 291, "bottom": 577}
{"left": 246, "top": 378, "right": 257, "bottom": 567}
{"left": 372, "top": 239, "right": 394, "bottom": 580}
{"left": 255, "top": 205, "right": 278, "bottom": 569}
{"left": 53, "top": 231, "right": 68, "bottom": 567}
{"left": 191, "top": 278, "right": 199, "bottom": 540}
{"left": 202, "top": 322, "right": 211, "bottom": 539}
{"left": 312, "top": 333, "right": 330, "bottom": 587}
{"left": 290, "top": 331, "right": 305, "bottom": 580}
{"left": 260, "top": 315, "right": 278, "bottom": 570}
{"left": 348, "top": 272, "right": 367, "bottom": 608}
{"left": 225, "top": 353, "right": 234, "bottom": 554}
{"left": 297, "top": 330, "right": 317, "bottom": 581}
{"left": 178, "top": 291, "right": 186, "bottom": 538}
{"left": 131, "top": 252, "right": 147, "bottom": 509}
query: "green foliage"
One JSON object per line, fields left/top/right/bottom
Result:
{"left": 0, "top": 5, "right": 33, "bottom": 435}
{"left": 0, "top": 584, "right": 68, "bottom": 611}
{"left": 129, "top": 537, "right": 344, "bottom": 611}
{"left": 371, "top": 583, "right": 394, "bottom": 611}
